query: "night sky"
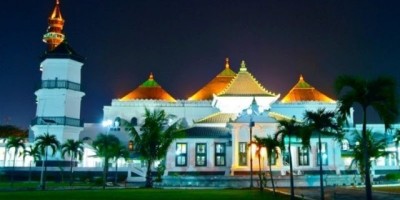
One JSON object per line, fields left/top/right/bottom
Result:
{"left": 1, "top": 0, "right": 400, "bottom": 129}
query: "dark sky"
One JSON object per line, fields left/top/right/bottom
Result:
{"left": 1, "top": 0, "right": 400, "bottom": 129}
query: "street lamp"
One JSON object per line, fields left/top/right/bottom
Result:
{"left": 247, "top": 109, "right": 255, "bottom": 189}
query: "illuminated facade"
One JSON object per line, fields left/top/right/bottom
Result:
{"left": 30, "top": 0, "right": 85, "bottom": 164}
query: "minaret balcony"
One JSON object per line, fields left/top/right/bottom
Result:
{"left": 31, "top": 116, "right": 83, "bottom": 127}
{"left": 41, "top": 80, "right": 81, "bottom": 91}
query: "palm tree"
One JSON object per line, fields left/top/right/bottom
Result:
{"left": 262, "top": 136, "right": 280, "bottom": 196}
{"left": 112, "top": 145, "right": 129, "bottom": 185}
{"left": 126, "top": 108, "right": 184, "bottom": 188}
{"left": 92, "top": 134, "right": 121, "bottom": 189}
{"left": 35, "top": 133, "right": 60, "bottom": 190}
{"left": 274, "top": 117, "right": 304, "bottom": 200}
{"left": 350, "top": 130, "right": 388, "bottom": 179}
{"left": 23, "top": 145, "right": 41, "bottom": 182}
{"left": 253, "top": 136, "right": 265, "bottom": 191}
{"left": 303, "top": 108, "right": 343, "bottom": 200}
{"left": 335, "top": 75, "right": 399, "bottom": 200}
{"left": 5, "top": 136, "right": 26, "bottom": 186}
{"left": 61, "top": 139, "right": 84, "bottom": 186}
{"left": 0, "top": 125, "right": 27, "bottom": 167}
{"left": 394, "top": 129, "right": 400, "bottom": 167}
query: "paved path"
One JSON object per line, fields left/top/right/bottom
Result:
{"left": 276, "top": 187, "right": 400, "bottom": 200}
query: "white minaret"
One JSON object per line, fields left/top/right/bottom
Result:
{"left": 31, "top": 0, "right": 85, "bottom": 163}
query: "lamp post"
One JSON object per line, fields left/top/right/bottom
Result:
{"left": 247, "top": 109, "right": 255, "bottom": 189}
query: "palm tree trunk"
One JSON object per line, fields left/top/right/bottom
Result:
{"left": 258, "top": 153, "right": 262, "bottom": 191}
{"left": 3, "top": 149, "right": 7, "bottom": 167}
{"left": 269, "top": 156, "right": 276, "bottom": 196}
{"left": 11, "top": 149, "right": 17, "bottom": 187}
{"left": 43, "top": 150, "right": 48, "bottom": 190}
{"left": 318, "top": 133, "right": 325, "bottom": 200}
{"left": 114, "top": 159, "right": 118, "bottom": 185}
{"left": 288, "top": 138, "right": 295, "bottom": 200}
{"left": 69, "top": 156, "right": 73, "bottom": 187}
{"left": 362, "top": 108, "right": 372, "bottom": 200}
{"left": 28, "top": 161, "right": 32, "bottom": 182}
{"left": 103, "top": 157, "right": 109, "bottom": 190}
{"left": 40, "top": 149, "right": 48, "bottom": 190}
{"left": 145, "top": 159, "right": 153, "bottom": 188}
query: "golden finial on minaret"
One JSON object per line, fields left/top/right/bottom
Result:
{"left": 239, "top": 60, "right": 247, "bottom": 72}
{"left": 299, "top": 74, "right": 304, "bottom": 81}
{"left": 43, "top": 0, "right": 65, "bottom": 51}
{"left": 225, "top": 58, "right": 230, "bottom": 69}
{"left": 149, "top": 72, "right": 154, "bottom": 80}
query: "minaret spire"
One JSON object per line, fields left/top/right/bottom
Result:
{"left": 43, "top": 0, "right": 65, "bottom": 51}
{"left": 225, "top": 58, "right": 230, "bottom": 69}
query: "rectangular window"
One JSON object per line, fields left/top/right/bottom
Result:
{"left": 317, "top": 142, "right": 328, "bottom": 166}
{"left": 195, "top": 143, "right": 207, "bottom": 166}
{"left": 269, "top": 149, "right": 277, "bottom": 166}
{"left": 238, "top": 142, "right": 247, "bottom": 166}
{"left": 176, "top": 143, "right": 187, "bottom": 166}
{"left": 283, "top": 149, "right": 290, "bottom": 166}
{"left": 215, "top": 143, "right": 226, "bottom": 166}
{"left": 298, "top": 147, "right": 309, "bottom": 166}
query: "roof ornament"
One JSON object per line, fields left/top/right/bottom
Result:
{"left": 225, "top": 58, "right": 230, "bottom": 69}
{"left": 56, "top": 0, "right": 60, "bottom": 5}
{"left": 299, "top": 74, "right": 304, "bottom": 81}
{"left": 149, "top": 72, "right": 154, "bottom": 80}
{"left": 239, "top": 60, "right": 247, "bottom": 72}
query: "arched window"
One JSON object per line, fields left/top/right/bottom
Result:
{"left": 342, "top": 139, "right": 350, "bottom": 151}
{"left": 130, "top": 117, "right": 138, "bottom": 126}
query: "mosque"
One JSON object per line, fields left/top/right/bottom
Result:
{"left": 1, "top": 1, "right": 399, "bottom": 185}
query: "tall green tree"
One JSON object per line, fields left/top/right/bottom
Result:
{"left": 303, "top": 108, "right": 343, "bottom": 200}
{"left": 92, "top": 134, "right": 120, "bottom": 189}
{"left": 274, "top": 117, "right": 304, "bottom": 200}
{"left": 262, "top": 136, "right": 280, "bottom": 196}
{"left": 23, "top": 145, "right": 41, "bottom": 182}
{"left": 112, "top": 145, "right": 129, "bottom": 184}
{"left": 252, "top": 136, "right": 265, "bottom": 191}
{"left": 126, "top": 108, "right": 183, "bottom": 188}
{"left": 350, "top": 130, "right": 388, "bottom": 178}
{"left": 335, "top": 75, "right": 399, "bottom": 200}
{"left": 35, "top": 133, "right": 60, "bottom": 190}
{"left": 0, "top": 125, "right": 27, "bottom": 167}
{"left": 61, "top": 139, "right": 84, "bottom": 186}
{"left": 5, "top": 136, "right": 26, "bottom": 186}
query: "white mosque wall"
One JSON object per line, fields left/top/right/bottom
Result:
{"left": 213, "top": 96, "right": 279, "bottom": 113}
{"left": 40, "top": 59, "right": 83, "bottom": 84}
{"left": 103, "top": 99, "right": 219, "bottom": 127}
{"left": 165, "top": 138, "right": 232, "bottom": 176}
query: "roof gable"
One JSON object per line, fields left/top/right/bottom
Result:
{"left": 281, "top": 75, "right": 335, "bottom": 103}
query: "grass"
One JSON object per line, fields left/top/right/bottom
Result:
{"left": 0, "top": 188, "right": 294, "bottom": 200}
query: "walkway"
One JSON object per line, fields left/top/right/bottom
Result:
{"left": 276, "top": 187, "right": 400, "bottom": 200}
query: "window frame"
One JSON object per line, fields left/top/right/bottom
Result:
{"left": 215, "top": 143, "right": 226, "bottom": 166}
{"left": 298, "top": 146, "right": 309, "bottom": 166}
{"left": 195, "top": 143, "right": 207, "bottom": 167}
{"left": 238, "top": 142, "right": 248, "bottom": 166}
{"left": 317, "top": 142, "right": 328, "bottom": 166}
{"left": 175, "top": 143, "right": 187, "bottom": 167}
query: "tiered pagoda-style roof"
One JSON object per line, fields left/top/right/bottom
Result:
{"left": 41, "top": 41, "right": 85, "bottom": 62}
{"left": 120, "top": 73, "right": 176, "bottom": 102}
{"left": 218, "top": 61, "right": 278, "bottom": 97}
{"left": 188, "top": 58, "right": 236, "bottom": 101}
{"left": 281, "top": 75, "right": 335, "bottom": 103}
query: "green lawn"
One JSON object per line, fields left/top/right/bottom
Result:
{"left": 0, "top": 188, "right": 293, "bottom": 200}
